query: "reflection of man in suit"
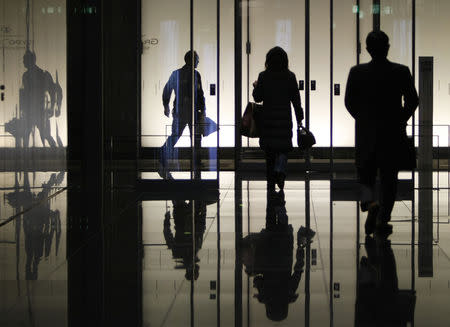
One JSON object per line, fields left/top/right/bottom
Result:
{"left": 159, "top": 51, "right": 206, "bottom": 179}
{"left": 163, "top": 200, "right": 206, "bottom": 280}
{"left": 241, "top": 193, "right": 314, "bottom": 321}
{"left": 345, "top": 31, "right": 419, "bottom": 235}
{"left": 356, "top": 235, "right": 415, "bottom": 326}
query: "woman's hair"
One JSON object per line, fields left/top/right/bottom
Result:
{"left": 265, "top": 46, "right": 289, "bottom": 72}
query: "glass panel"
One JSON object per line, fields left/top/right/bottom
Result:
{"left": 141, "top": 0, "right": 219, "bottom": 181}
{"left": 359, "top": 0, "right": 374, "bottom": 64}
{"left": 381, "top": 0, "right": 413, "bottom": 69}
{"left": 141, "top": 0, "right": 192, "bottom": 180}
{"left": 416, "top": 0, "right": 450, "bottom": 147}
{"left": 219, "top": 0, "right": 235, "bottom": 147}
{"left": 194, "top": 0, "right": 219, "bottom": 181}
{"left": 244, "top": 0, "right": 305, "bottom": 148}
{"left": 0, "top": 0, "right": 67, "bottom": 151}
{"left": 310, "top": 0, "right": 331, "bottom": 148}
{"left": 333, "top": 1, "right": 357, "bottom": 147}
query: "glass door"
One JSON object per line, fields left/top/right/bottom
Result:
{"left": 242, "top": 0, "right": 306, "bottom": 150}
{"left": 141, "top": 0, "right": 219, "bottom": 187}
{"left": 0, "top": 0, "right": 67, "bottom": 152}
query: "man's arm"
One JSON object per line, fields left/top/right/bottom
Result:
{"left": 289, "top": 246, "right": 305, "bottom": 297}
{"left": 162, "top": 72, "right": 175, "bottom": 117}
{"left": 44, "top": 71, "right": 56, "bottom": 116}
{"left": 401, "top": 67, "right": 419, "bottom": 123}
{"left": 163, "top": 211, "right": 174, "bottom": 249}
{"left": 345, "top": 67, "right": 359, "bottom": 119}
{"left": 196, "top": 72, "right": 206, "bottom": 116}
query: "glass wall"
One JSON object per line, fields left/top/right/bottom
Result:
{"left": 141, "top": 0, "right": 221, "bottom": 181}
{"left": 0, "top": 0, "right": 67, "bottom": 150}
{"left": 141, "top": 1, "right": 450, "bottom": 152}
{"left": 1, "top": 1, "right": 66, "bottom": 325}
{"left": 333, "top": 0, "right": 357, "bottom": 147}
{"left": 416, "top": 0, "right": 450, "bottom": 147}
{"left": 0, "top": 5, "right": 67, "bottom": 323}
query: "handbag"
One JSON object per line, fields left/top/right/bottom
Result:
{"left": 240, "top": 102, "right": 262, "bottom": 138}
{"left": 199, "top": 116, "right": 218, "bottom": 137}
{"left": 297, "top": 126, "right": 316, "bottom": 151}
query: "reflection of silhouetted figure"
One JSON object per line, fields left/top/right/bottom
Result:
{"left": 6, "top": 171, "right": 64, "bottom": 280}
{"left": 356, "top": 235, "right": 416, "bottom": 326}
{"left": 241, "top": 193, "right": 314, "bottom": 321}
{"left": 252, "top": 47, "right": 303, "bottom": 193}
{"left": 159, "top": 51, "right": 206, "bottom": 179}
{"left": 5, "top": 50, "right": 62, "bottom": 148}
{"left": 163, "top": 200, "right": 206, "bottom": 280}
{"left": 345, "top": 31, "right": 419, "bottom": 235}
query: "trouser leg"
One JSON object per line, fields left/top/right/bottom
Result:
{"left": 378, "top": 167, "right": 399, "bottom": 224}
{"left": 358, "top": 165, "right": 377, "bottom": 211}
{"left": 191, "top": 122, "right": 202, "bottom": 179}
{"left": 160, "top": 118, "right": 187, "bottom": 167}
{"left": 39, "top": 120, "right": 56, "bottom": 148}
{"left": 265, "top": 150, "right": 276, "bottom": 192}
{"left": 274, "top": 153, "right": 288, "bottom": 175}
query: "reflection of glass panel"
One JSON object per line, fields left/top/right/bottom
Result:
{"left": 142, "top": 198, "right": 220, "bottom": 326}
{"left": 0, "top": 171, "right": 67, "bottom": 325}
{"left": 0, "top": 0, "right": 67, "bottom": 150}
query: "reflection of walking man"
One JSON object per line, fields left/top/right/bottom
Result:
{"left": 163, "top": 200, "right": 207, "bottom": 280}
{"left": 345, "top": 31, "right": 419, "bottom": 235}
{"left": 159, "top": 51, "right": 206, "bottom": 179}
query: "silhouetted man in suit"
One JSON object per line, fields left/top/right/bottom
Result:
{"left": 356, "top": 235, "right": 415, "bottom": 326}
{"left": 159, "top": 51, "right": 206, "bottom": 179}
{"left": 345, "top": 31, "right": 419, "bottom": 235}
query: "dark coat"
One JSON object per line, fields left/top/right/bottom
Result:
{"left": 345, "top": 59, "right": 419, "bottom": 168}
{"left": 162, "top": 65, "right": 206, "bottom": 121}
{"left": 252, "top": 70, "right": 303, "bottom": 152}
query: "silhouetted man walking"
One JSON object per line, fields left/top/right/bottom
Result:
{"left": 159, "top": 51, "right": 206, "bottom": 179}
{"left": 345, "top": 31, "right": 419, "bottom": 235}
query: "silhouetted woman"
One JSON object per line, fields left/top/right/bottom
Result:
{"left": 252, "top": 47, "right": 303, "bottom": 193}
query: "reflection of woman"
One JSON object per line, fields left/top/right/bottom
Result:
{"left": 252, "top": 47, "right": 304, "bottom": 193}
{"left": 241, "top": 193, "right": 314, "bottom": 321}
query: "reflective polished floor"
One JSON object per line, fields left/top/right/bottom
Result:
{"left": 1, "top": 171, "right": 450, "bottom": 326}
